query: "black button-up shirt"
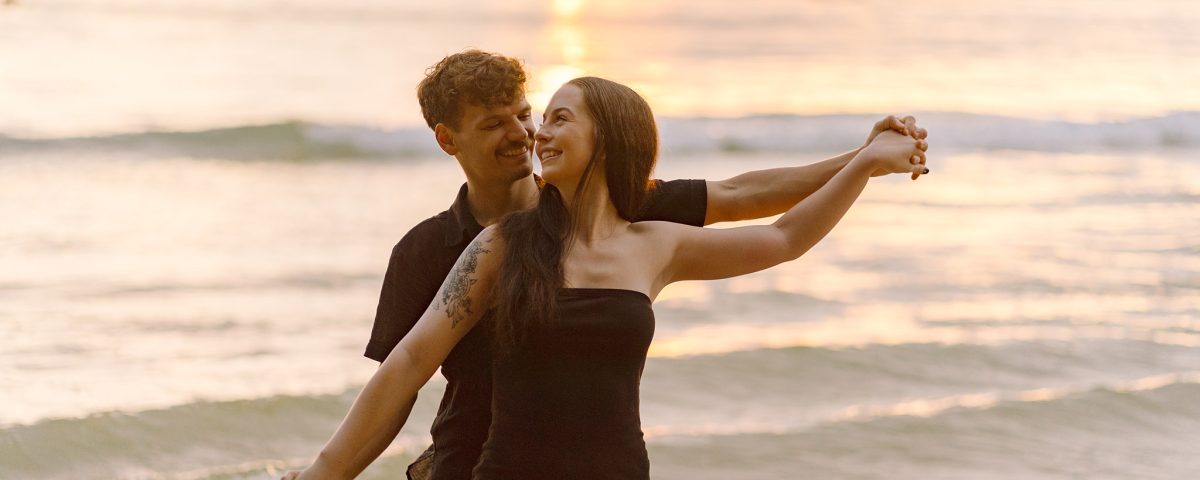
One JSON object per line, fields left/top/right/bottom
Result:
{"left": 365, "top": 178, "right": 707, "bottom": 480}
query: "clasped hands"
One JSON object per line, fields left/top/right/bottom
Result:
{"left": 863, "top": 115, "right": 930, "bottom": 181}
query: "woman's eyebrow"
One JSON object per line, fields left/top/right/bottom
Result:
{"left": 544, "top": 107, "right": 572, "bottom": 120}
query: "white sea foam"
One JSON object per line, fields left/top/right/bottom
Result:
{"left": 3, "top": 112, "right": 1198, "bottom": 161}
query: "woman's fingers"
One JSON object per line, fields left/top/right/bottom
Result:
{"left": 909, "top": 148, "right": 929, "bottom": 180}
{"left": 911, "top": 129, "right": 929, "bottom": 180}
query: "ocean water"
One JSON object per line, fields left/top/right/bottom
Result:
{"left": 3, "top": 1, "right": 1200, "bottom": 479}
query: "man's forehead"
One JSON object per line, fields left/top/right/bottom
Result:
{"left": 463, "top": 98, "right": 531, "bottom": 119}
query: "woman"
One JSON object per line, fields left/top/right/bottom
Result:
{"left": 295, "top": 77, "right": 928, "bottom": 479}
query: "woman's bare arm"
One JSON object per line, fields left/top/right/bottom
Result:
{"left": 703, "top": 115, "right": 928, "bottom": 224}
{"left": 296, "top": 228, "right": 503, "bottom": 480}
{"left": 658, "top": 132, "right": 925, "bottom": 287}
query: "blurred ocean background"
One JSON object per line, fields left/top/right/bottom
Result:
{"left": 2, "top": 0, "right": 1199, "bottom": 478}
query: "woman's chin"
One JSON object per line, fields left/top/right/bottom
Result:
{"left": 539, "top": 168, "right": 561, "bottom": 186}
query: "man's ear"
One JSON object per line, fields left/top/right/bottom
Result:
{"left": 434, "top": 124, "right": 459, "bottom": 156}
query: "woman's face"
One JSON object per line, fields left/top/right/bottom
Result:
{"left": 534, "top": 84, "right": 596, "bottom": 187}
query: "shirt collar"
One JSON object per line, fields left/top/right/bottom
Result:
{"left": 442, "top": 176, "right": 545, "bottom": 247}
{"left": 444, "top": 182, "right": 483, "bottom": 247}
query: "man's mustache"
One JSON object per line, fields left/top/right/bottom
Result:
{"left": 499, "top": 141, "right": 532, "bottom": 152}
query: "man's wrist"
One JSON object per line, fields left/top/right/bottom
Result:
{"left": 836, "top": 147, "right": 863, "bottom": 169}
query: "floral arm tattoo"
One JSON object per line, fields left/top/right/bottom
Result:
{"left": 436, "top": 236, "right": 492, "bottom": 329}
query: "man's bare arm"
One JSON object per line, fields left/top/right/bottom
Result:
{"left": 703, "top": 115, "right": 928, "bottom": 225}
{"left": 704, "top": 149, "right": 858, "bottom": 224}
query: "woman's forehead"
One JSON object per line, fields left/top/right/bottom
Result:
{"left": 546, "top": 84, "right": 585, "bottom": 111}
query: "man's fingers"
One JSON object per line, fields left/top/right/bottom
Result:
{"left": 917, "top": 127, "right": 928, "bottom": 140}
{"left": 916, "top": 139, "right": 928, "bottom": 152}
{"left": 902, "top": 116, "right": 918, "bottom": 137}
{"left": 890, "top": 115, "right": 906, "bottom": 133}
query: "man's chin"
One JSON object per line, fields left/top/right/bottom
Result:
{"left": 489, "top": 162, "right": 533, "bottom": 183}
{"left": 495, "top": 154, "right": 533, "bottom": 177}
{"left": 510, "top": 164, "right": 534, "bottom": 182}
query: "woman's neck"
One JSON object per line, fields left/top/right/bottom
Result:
{"left": 557, "top": 175, "right": 628, "bottom": 245}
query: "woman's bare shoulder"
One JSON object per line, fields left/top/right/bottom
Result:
{"left": 626, "top": 220, "right": 697, "bottom": 250}
{"left": 628, "top": 219, "right": 696, "bottom": 235}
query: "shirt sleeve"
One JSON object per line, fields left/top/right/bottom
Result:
{"left": 636, "top": 179, "right": 708, "bottom": 227}
{"left": 363, "top": 226, "right": 442, "bottom": 363}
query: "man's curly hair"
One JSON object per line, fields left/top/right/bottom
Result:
{"left": 417, "top": 50, "right": 527, "bottom": 131}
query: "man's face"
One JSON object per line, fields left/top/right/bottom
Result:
{"left": 446, "top": 97, "right": 536, "bottom": 185}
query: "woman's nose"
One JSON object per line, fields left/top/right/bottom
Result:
{"left": 534, "top": 125, "right": 551, "bottom": 142}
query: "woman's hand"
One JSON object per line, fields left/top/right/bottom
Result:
{"left": 282, "top": 461, "right": 337, "bottom": 480}
{"left": 865, "top": 115, "right": 929, "bottom": 178}
{"left": 856, "top": 130, "right": 929, "bottom": 180}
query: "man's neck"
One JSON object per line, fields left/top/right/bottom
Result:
{"left": 464, "top": 174, "right": 540, "bottom": 227}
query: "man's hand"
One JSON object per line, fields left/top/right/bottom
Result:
{"left": 865, "top": 114, "right": 924, "bottom": 146}
{"left": 280, "top": 471, "right": 301, "bottom": 480}
{"left": 866, "top": 115, "right": 928, "bottom": 179}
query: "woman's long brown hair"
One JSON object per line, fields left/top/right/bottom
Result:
{"left": 492, "top": 77, "right": 659, "bottom": 350}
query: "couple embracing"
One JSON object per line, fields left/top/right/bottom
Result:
{"left": 285, "top": 49, "right": 929, "bottom": 480}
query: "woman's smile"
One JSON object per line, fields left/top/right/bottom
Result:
{"left": 537, "top": 146, "right": 563, "bottom": 164}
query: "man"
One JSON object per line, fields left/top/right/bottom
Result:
{"left": 286, "top": 49, "right": 926, "bottom": 480}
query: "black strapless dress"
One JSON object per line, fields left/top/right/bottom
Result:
{"left": 471, "top": 288, "right": 656, "bottom": 480}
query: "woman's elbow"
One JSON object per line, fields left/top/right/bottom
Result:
{"left": 390, "top": 342, "right": 440, "bottom": 385}
{"left": 770, "top": 229, "right": 811, "bottom": 263}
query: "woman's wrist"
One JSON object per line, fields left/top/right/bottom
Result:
{"left": 847, "top": 150, "right": 879, "bottom": 176}
{"left": 299, "top": 452, "right": 346, "bottom": 480}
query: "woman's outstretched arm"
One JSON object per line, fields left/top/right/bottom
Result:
{"left": 295, "top": 228, "right": 503, "bottom": 480}
{"left": 654, "top": 131, "right": 926, "bottom": 287}
{"left": 703, "top": 115, "right": 928, "bottom": 224}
